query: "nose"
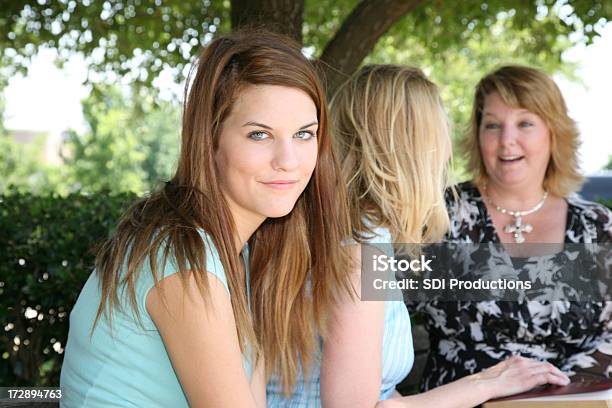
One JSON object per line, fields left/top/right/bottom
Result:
{"left": 499, "top": 123, "right": 518, "bottom": 147}
{"left": 271, "top": 139, "right": 299, "bottom": 172}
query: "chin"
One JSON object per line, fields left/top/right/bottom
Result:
{"left": 495, "top": 176, "right": 519, "bottom": 184}
{"left": 263, "top": 203, "right": 299, "bottom": 219}
{"left": 265, "top": 209, "right": 295, "bottom": 218}
{"left": 493, "top": 171, "right": 527, "bottom": 186}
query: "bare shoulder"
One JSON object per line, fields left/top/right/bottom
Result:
{"left": 146, "top": 269, "right": 229, "bottom": 319}
{"left": 146, "top": 270, "right": 257, "bottom": 407}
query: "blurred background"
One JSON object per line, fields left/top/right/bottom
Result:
{"left": 2, "top": 0, "right": 612, "bottom": 197}
{"left": 0, "top": 0, "right": 611, "bottom": 390}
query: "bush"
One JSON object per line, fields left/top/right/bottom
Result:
{"left": 596, "top": 198, "right": 612, "bottom": 211}
{"left": 0, "top": 190, "right": 137, "bottom": 386}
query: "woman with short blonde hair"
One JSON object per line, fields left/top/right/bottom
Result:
{"left": 417, "top": 64, "right": 612, "bottom": 394}
{"left": 464, "top": 64, "right": 583, "bottom": 197}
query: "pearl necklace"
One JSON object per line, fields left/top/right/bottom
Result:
{"left": 483, "top": 186, "right": 548, "bottom": 243}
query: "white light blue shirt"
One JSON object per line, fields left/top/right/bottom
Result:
{"left": 266, "top": 226, "right": 414, "bottom": 406}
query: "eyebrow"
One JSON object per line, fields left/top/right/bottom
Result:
{"left": 242, "top": 120, "right": 319, "bottom": 130}
{"left": 482, "top": 109, "right": 532, "bottom": 118}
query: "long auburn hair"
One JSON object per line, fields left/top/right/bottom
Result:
{"left": 93, "top": 29, "right": 352, "bottom": 394}
{"left": 331, "top": 64, "right": 451, "bottom": 247}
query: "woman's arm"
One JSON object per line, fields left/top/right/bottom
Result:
{"left": 147, "top": 271, "right": 260, "bottom": 408}
{"left": 320, "top": 244, "right": 385, "bottom": 407}
{"left": 381, "top": 356, "right": 570, "bottom": 408}
{"left": 251, "top": 353, "right": 267, "bottom": 408}
{"left": 321, "top": 247, "right": 570, "bottom": 408}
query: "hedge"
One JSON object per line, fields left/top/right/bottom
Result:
{"left": 0, "top": 191, "right": 137, "bottom": 386}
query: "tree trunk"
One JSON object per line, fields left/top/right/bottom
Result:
{"left": 230, "top": 0, "right": 424, "bottom": 96}
{"left": 231, "top": 0, "right": 304, "bottom": 44}
{"left": 319, "top": 0, "right": 424, "bottom": 95}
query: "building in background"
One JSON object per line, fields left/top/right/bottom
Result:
{"left": 9, "top": 129, "right": 66, "bottom": 166}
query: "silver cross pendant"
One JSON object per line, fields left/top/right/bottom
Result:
{"left": 503, "top": 215, "right": 533, "bottom": 243}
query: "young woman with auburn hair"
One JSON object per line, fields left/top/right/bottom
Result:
{"left": 60, "top": 29, "right": 352, "bottom": 407}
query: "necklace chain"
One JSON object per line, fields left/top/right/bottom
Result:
{"left": 484, "top": 190, "right": 548, "bottom": 216}
{"left": 482, "top": 184, "right": 548, "bottom": 243}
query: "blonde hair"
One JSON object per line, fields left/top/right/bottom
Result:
{"left": 331, "top": 64, "right": 451, "bottom": 246}
{"left": 465, "top": 64, "right": 583, "bottom": 196}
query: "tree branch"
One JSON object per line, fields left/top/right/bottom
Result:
{"left": 319, "top": 0, "right": 425, "bottom": 95}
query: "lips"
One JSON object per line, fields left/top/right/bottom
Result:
{"left": 499, "top": 155, "right": 524, "bottom": 162}
{"left": 260, "top": 180, "right": 298, "bottom": 190}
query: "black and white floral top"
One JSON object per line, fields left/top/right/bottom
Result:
{"left": 414, "top": 181, "right": 612, "bottom": 391}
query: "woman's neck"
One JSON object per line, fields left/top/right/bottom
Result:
{"left": 232, "top": 214, "right": 266, "bottom": 255}
{"left": 482, "top": 180, "right": 547, "bottom": 211}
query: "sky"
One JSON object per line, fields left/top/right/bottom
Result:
{"left": 3, "top": 23, "right": 612, "bottom": 174}
{"left": 553, "top": 22, "right": 612, "bottom": 174}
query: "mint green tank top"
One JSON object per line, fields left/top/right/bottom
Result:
{"left": 60, "top": 232, "right": 251, "bottom": 407}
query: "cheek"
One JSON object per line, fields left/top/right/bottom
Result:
{"left": 219, "top": 141, "right": 263, "bottom": 175}
{"left": 216, "top": 147, "right": 253, "bottom": 190}
{"left": 214, "top": 150, "right": 228, "bottom": 181}
{"left": 230, "top": 154, "right": 261, "bottom": 181}
{"left": 526, "top": 130, "right": 551, "bottom": 159}
{"left": 479, "top": 135, "right": 497, "bottom": 160}
{"left": 302, "top": 144, "right": 319, "bottom": 175}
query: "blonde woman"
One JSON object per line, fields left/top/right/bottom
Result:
{"left": 417, "top": 64, "right": 612, "bottom": 392}
{"left": 267, "top": 64, "right": 570, "bottom": 407}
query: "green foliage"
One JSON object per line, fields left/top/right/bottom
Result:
{"left": 596, "top": 198, "right": 612, "bottom": 209}
{"left": 133, "top": 92, "right": 182, "bottom": 188}
{"left": 0, "top": 84, "right": 180, "bottom": 195}
{"left": 62, "top": 84, "right": 180, "bottom": 194}
{"left": 0, "top": 190, "right": 137, "bottom": 385}
{"left": 0, "top": 75, "right": 6, "bottom": 135}
{"left": 2, "top": 1, "right": 610, "bottom": 88}
{"left": 0, "top": 0, "right": 230, "bottom": 84}
{"left": 605, "top": 156, "right": 612, "bottom": 170}
{"left": 64, "top": 85, "right": 148, "bottom": 192}
{"left": 0, "top": 134, "right": 70, "bottom": 194}
{"left": 305, "top": 0, "right": 611, "bottom": 57}
{"left": 402, "top": 0, "right": 610, "bottom": 53}
{"left": 2, "top": 1, "right": 609, "bottom": 185}
{"left": 303, "top": 0, "right": 357, "bottom": 53}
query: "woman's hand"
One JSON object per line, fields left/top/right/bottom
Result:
{"left": 474, "top": 355, "right": 570, "bottom": 400}
{"left": 372, "top": 356, "right": 570, "bottom": 408}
